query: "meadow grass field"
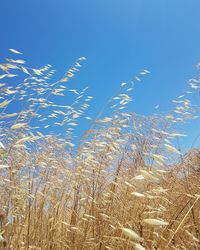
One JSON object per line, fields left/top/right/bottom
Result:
{"left": 0, "top": 49, "right": 200, "bottom": 249}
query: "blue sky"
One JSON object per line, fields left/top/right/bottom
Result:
{"left": 0, "top": 0, "right": 200, "bottom": 148}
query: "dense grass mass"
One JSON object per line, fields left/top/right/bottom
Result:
{"left": 0, "top": 50, "right": 200, "bottom": 249}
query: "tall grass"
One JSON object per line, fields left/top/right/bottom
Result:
{"left": 0, "top": 49, "right": 200, "bottom": 249}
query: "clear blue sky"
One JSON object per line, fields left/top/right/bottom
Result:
{"left": 0, "top": 0, "right": 199, "bottom": 148}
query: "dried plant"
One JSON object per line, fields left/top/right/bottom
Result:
{"left": 0, "top": 49, "right": 199, "bottom": 249}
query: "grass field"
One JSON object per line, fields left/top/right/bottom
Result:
{"left": 0, "top": 50, "right": 200, "bottom": 249}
